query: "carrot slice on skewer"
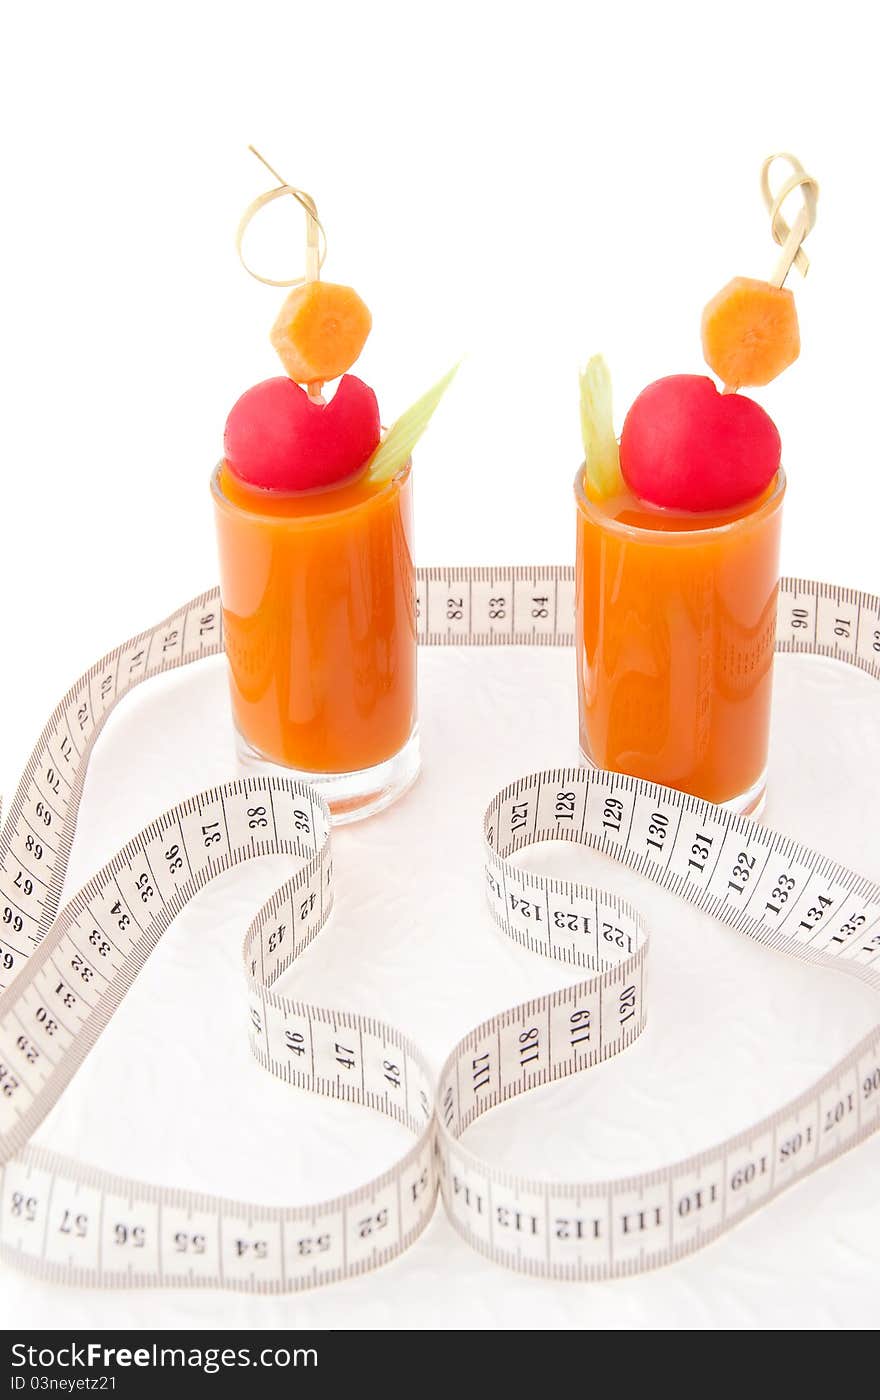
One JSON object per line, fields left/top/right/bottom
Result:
{"left": 701, "top": 276, "right": 800, "bottom": 389}
{"left": 271, "top": 281, "right": 372, "bottom": 385}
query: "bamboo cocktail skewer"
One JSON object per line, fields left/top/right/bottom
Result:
{"left": 722, "top": 153, "right": 819, "bottom": 394}
{"left": 236, "top": 147, "right": 328, "bottom": 402}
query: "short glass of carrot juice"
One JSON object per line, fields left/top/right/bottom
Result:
{"left": 574, "top": 466, "right": 786, "bottom": 815}
{"left": 211, "top": 458, "right": 418, "bottom": 822}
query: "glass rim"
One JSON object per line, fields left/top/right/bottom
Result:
{"left": 573, "top": 463, "right": 786, "bottom": 543}
{"left": 211, "top": 457, "right": 412, "bottom": 525}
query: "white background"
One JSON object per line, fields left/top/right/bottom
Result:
{"left": 1, "top": 0, "right": 879, "bottom": 1331}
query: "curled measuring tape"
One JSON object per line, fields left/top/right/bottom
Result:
{"left": 0, "top": 568, "right": 878, "bottom": 1289}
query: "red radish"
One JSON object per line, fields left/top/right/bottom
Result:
{"left": 619, "top": 374, "right": 781, "bottom": 512}
{"left": 224, "top": 374, "right": 381, "bottom": 492}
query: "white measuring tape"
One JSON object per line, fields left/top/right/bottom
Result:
{"left": 0, "top": 568, "right": 878, "bottom": 1290}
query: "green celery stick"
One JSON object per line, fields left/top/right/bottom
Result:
{"left": 366, "top": 363, "right": 460, "bottom": 484}
{"left": 579, "top": 355, "right": 623, "bottom": 498}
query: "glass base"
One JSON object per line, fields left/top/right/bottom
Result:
{"left": 577, "top": 749, "right": 767, "bottom": 820}
{"left": 723, "top": 769, "right": 767, "bottom": 819}
{"left": 234, "top": 724, "right": 421, "bottom": 825}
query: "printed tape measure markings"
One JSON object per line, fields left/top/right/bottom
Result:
{"left": 0, "top": 572, "right": 879, "bottom": 1286}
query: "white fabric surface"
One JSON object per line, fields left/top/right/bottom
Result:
{"left": 1, "top": 642, "right": 878, "bottom": 1330}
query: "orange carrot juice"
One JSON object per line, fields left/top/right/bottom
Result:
{"left": 575, "top": 466, "right": 785, "bottom": 812}
{"left": 212, "top": 460, "right": 417, "bottom": 807}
